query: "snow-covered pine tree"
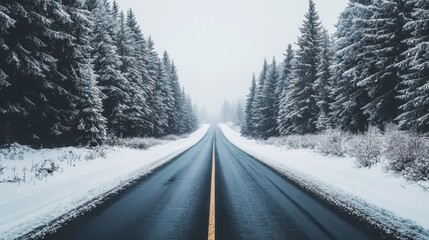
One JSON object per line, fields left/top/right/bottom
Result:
{"left": 111, "top": 1, "right": 120, "bottom": 20}
{"left": 0, "top": 0, "right": 73, "bottom": 146}
{"left": 169, "top": 62, "right": 184, "bottom": 134}
{"left": 284, "top": 0, "right": 322, "bottom": 134}
{"left": 258, "top": 57, "right": 280, "bottom": 139}
{"left": 151, "top": 58, "right": 170, "bottom": 137}
{"left": 91, "top": 0, "right": 130, "bottom": 137}
{"left": 397, "top": 0, "right": 429, "bottom": 133}
{"left": 124, "top": 9, "right": 152, "bottom": 136}
{"left": 74, "top": 61, "right": 107, "bottom": 146}
{"left": 30, "top": 1, "right": 75, "bottom": 145}
{"left": 314, "top": 29, "right": 333, "bottom": 131}
{"left": 277, "top": 44, "right": 295, "bottom": 136}
{"left": 110, "top": 0, "right": 120, "bottom": 42}
{"left": 58, "top": 0, "right": 107, "bottom": 146}
{"left": 252, "top": 59, "right": 269, "bottom": 138}
{"left": 234, "top": 101, "right": 245, "bottom": 127}
{"left": 145, "top": 37, "right": 163, "bottom": 136}
{"left": 162, "top": 52, "right": 178, "bottom": 134}
{"left": 63, "top": 0, "right": 106, "bottom": 145}
{"left": 359, "top": 0, "right": 411, "bottom": 129}
{"left": 242, "top": 75, "right": 257, "bottom": 136}
{"left": 330, "top": 0, "right": 372, "bottom": 133}
{"left": 85, "top": 0, "right": 98, "bottom": 11}
{"left": 0, "top": 1, "right": 15, "bottom": 91}
{"left": 278, "top": 44, "right": 294, "bottom": 99}
{"left": 116, "top": 10, "right": 148, "bottom": 137}
{"left": 182, "top": 93, "right": 198, "bottom": 133}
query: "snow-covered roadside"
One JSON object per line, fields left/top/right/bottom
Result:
{"left": 219, "top": 124, "right": 429, "bottom": 239}
{"left": 0, "top": 125, "right": 209, "bottom": 240}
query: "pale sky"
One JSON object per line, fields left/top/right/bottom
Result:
{"left": 114, "top": 0, "right": 348, "bottom": 116}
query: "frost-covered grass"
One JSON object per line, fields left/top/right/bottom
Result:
{"left": 0, "top": 125, "right": 209, "bottom": 239}
{"left": 0, "top": 144, "right": 108, "bottom": 184}
{"left": 0, "top": 133, "right": 193, "bottom": 184}
{"left": 220, "top": 124, "right": 429, "bottom": 239}
{"left": 107, "top": 134, "right": 184, "bottom": 150}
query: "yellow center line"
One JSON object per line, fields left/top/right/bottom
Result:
{"left": 208, "top": 141, "right": 216, "bottom": 240}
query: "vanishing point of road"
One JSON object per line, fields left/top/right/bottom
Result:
{"left": 40, "top": 126, "right": 392, "bottom": 240}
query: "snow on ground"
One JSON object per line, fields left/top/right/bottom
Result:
{"left": 219, "top": 124, "right": 429, "bottom": 239}
{"left": 0, "top": 125, "right": 209, "bottom": 240}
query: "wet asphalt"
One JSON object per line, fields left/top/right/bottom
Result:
{"left": 41, "top": 126, "right": 388, "bottom": 240}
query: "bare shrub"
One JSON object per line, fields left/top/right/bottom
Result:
{"left": 11, "top": 167, "right": 20, "bottom": 182}
{"left": 35, "top": 159, "right": 61, "bottom": 180}
{"left": 317, "top": 128, "right": 350, "bottom": 157}
{"left": 283, "top": 135, "right": 303, "bottom": 149}
{"left": 84, "top": 151, "right": 99, "bottom": 161}
{"left": 108, "top": 137, "right": 161, "bottom": 149}
{"left": 0, "top": 143, "right": 32, "bottom": 161}
{"left": 348, "top": 126, "right": 383, "bottom": 168}
{"left": 22, "top": 166, "right": 27, "bottom": 182}
{"left": 95, "top": 147, "right": 107, "bottom": 158}
{"left": 285, "top": 135, "right": 319, "bottom": 149}
{"left": 161, "top": 135, "right": 182, "bottom": 141}
{"left": 384, "top": 125, "right": 429, "bottom": 181}
{"left": 0, "top": 163, "right": 5, "bottom": 174}
{"left": 264, "top": 137, "right": 283, "bottom": 147}
{"left": 298, "top": 135, "right": 319, "bottom": 149}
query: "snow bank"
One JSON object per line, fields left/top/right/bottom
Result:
{"left": 0, "top": 125, "right": 209, "bottom": 239}
{"left": 219, "top": 124, "right": 429, "bottom": 238}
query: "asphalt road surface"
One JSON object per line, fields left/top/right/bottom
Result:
{"left": 41, "top": 126, "right": 387, "bottom": 240}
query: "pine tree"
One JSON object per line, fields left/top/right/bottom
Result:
{"left": 258, "top": 57, "right": 280, "bottom": 139}
{"left": 314, "top": 30, "right": 333, "bottom": 131}
{"left": 330, "top": 0, "right": 372, "bottom": 133}
{"left": 152, "top": 58, "right": 170, "bottom": 137}
{"left": 36, "top": 1, "right": 76, "bottom": 144}
{"left": 252, "top": 59, "right": 269, "bottom": 137}
{"left": 110, "top": 0, "right": 120, "bottom": 41}
{"left": 74, "top": 61, "right": 107, "bottom": 146}
{"left": 284, "top": 0, "right": 322, "bottom": 134}
{"left": 60, "top": 0, "right": 107, "bottom": 145}
{"left": 122, "top": 9, "right": 153, "bottom": 136}
{"left": 162, "top": 52, "right": 178, "bottom": 134}
{"left": 278, "top": 44, "right": 295, "bottom": 96}
{"left": 0, "top": 1, "right": 15, "bottom": 91}
{"left": 242, "top": 75, "right": 257, "bottom": 136}
{"left": 277, "top": 44, "right": 295, "bottom": 136}
{"left": 0, "top": 0, "right": 197, "bottom": 146}
{"left": 85, "top": 0, "right": 98, "bottom": 12}
{"left": 169, "top": 62, "right": 184, "bottom": 134}
{"left": 91, "top": 0, "right": 129, "bottom": 137}
{"left": 176, "top": 89, "right": 191, "bottom": 134}
{"left": 116, "top": 10, "right": 149, "bottom": 137}
{"left": 145, "top": 37, "right": 162, "bottom": 136}
{"left": 359, "top": 0, "right": 411, "bottom": 128}
{"left": 234, "top": 101, "right": 245, "bottom": 126}
{"left": 397, "top": 0, "right": 429, "bottom": 133}
{"left": 182, "top": 94, "right": 197, "bottom": 133}
{"left": 0, "top": 0, "right": 75, "bottom": 146}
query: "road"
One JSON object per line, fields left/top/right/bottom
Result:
{"left": 41, "top": 126, "right": 385, "bottom": 240}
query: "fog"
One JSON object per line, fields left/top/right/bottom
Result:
{"left": 115, "top": 0, "right": 348, "bottom": 116}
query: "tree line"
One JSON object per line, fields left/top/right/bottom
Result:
{"left": 219, "top": 100, "right": 245, "bottom": 125}
{"left": 242, "top": 0, "right": 429, "bottom": 139}
{"left": 0, "top": 0, "right": 198, "bottom": 147}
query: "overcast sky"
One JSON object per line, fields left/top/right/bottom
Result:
{"left": 115, "top": 0, "right": 348, "bottom": 116}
